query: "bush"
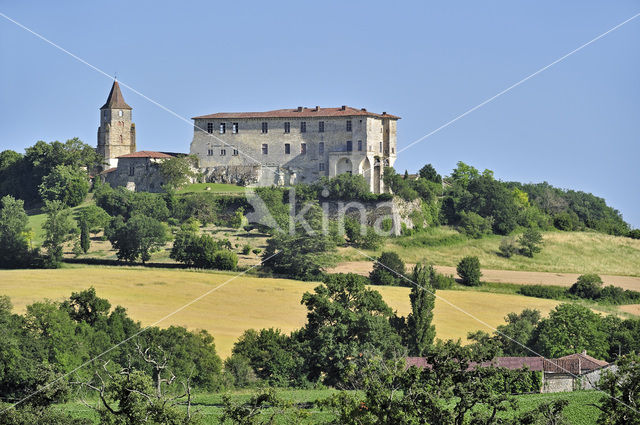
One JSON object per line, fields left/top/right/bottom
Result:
{"left": 518, "top": 228, "right": 543, "bottom": 257}
{"left": 432, "top": 273, "right": 455, "bottom": 289}
{"left": 458, "top": 211, "right": 493, "bottom": 239}
{"left": 252, "top": 248, "right": 261, "bottom": 255}
{"left": 456, "top": 256, "right": 482, "bottom": 286}
{"left": 569, "top": 274, "right": 603, "bottom": 300}
{"left": 498, "top": 237, "right": 518, "bottom": 258}
{"left": 213, "top": 250, "right": 238, "bottom": 271}
{"left": 629, "top": 229, "right": 640, "bottom": 239}
{"left": 241, "top": 244, "right": 251, "bottom": 255}
{"left": 369, "top": 252, "right": 406, "bottom": 286}
{"left": 553, "top": 211, "right": 580, "bottom": 231}
{"left": 517, "top": 285, "right": 569, "bottom": 300}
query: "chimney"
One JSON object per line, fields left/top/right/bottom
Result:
{"left": 382, "top": 111, "right": 387, "bottom": 115}
{"left": 296, "top": 106, "right": 303, "bottom": 112}
{"left": 341, "top": 105, "right": 346, "bottom": 110}
{"left": 314, "top": 106, "right": 319, "bottom": 111}
{"left": 361, "top": 108, "right": 367, "bottom": 112}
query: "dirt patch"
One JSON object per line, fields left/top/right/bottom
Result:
{"left": 329, "top": 262, "right": 640, "bottom": 291}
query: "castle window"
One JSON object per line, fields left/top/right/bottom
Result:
{"left": 232, "top": 123, "right": 238, "bottom": 133}
{"left": 284, "top": 143, "right": 290, "bottom": 154}
{"left": 207, "top": 123, "right": 213, "bottom": 133}
{"left": 262, "top": 144, "right": 268, "bottom": 154}
{"left": 379, "top": 142, "right": 383, "bottom": 151}
{"left": 300, "top": 122, "right": 306, "bottom": 133}
{"left": 346, "top": 120, "right": 352, "bottom": 131}
{"left": 318, "top": 121, "right": 324, "bottom": 132}
{"left": 261, "top": 122, "right": 268, "bottom": 133}
{"left": 220, "top": 149, "right": 226, "bottom": 156}
{"left": 357, "top": 140, "right": 362, "bottom": 151}
{"left": 219, "top": 123, "right": 226, "bottom": 134}
{"left": 301, "top": 143, "right": 307, "bottom": 154}
{"left": 284, "top": 122, "right": 290, "bottom": 133}
{"left": 232, "top": 149, "right": 238, "bottom": 156}
{"left": 319, "top": 163, "right": 325, "bottom": 171}
{"left": 118, "top": 110, "right": 123, "bottom": 117}
{"left": 346, "top": 140, "right": 353, "bottom": 151}
{"left": 392, "top": 147, "right": 395, "bottom": 154}
{"left": 207, "top": 149, "right": 214, "bottom": 156}
{"left": 129, "top": 166, "right": 135, "bottom": 176}
{"left": 318, "top": 142, "right": 324, "bottom": 155}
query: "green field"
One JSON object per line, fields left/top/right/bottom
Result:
{"left": 53, "top": 388, "right": 603, "bottom": 424}
{"left": 340, "top": 226, "right": 640, "bottom": 277}
{"left": 176, "top": 183, "right": 248, "bottom": 194}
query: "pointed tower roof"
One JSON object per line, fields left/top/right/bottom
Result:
{"left": 100, "top": 80, "right": 132, "bottom": 110}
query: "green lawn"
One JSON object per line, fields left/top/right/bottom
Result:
{"left": 177, "top": 183, "right": 248, "bottom": 194}
{"left": 54, "top": 389, "right": 603, "bottom": 424}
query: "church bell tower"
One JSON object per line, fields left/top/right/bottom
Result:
{"left": 97, "top": 80, "right": 136, "bottom": 168}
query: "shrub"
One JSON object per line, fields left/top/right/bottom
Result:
{"left": 369, "top": 252, "right": 406, "bottom": 286}
{"left": 498, "top": 237, "right": 518, "bottom": 258}
{"left": 458, "top": 211, "right": 493, "bottom": 239}
{"left": 432, "top": 273, "right": 455, "bottom": 289}
{"left": 456, "top": 256, "right": 482, "bottom": 286}
{"left": 553, "top": 211, "right": 580, "bottom": 231}
{"left": 241, "top": 244, "right": 251, "bottom": 255}
{"left": 517, "top": 285, "right": 569, "bottom": 300}
{"left": 252, "top": 248, "right": 261, "bottom": 255}
{"left": 518, "top": 228, "right": 543, "bottom": 257}
{"left": 569, "top": 274, "right": 603, "bottom": 300}
{"left": 214, "top": 250, "right": 238, "bottom": 271}
{"left": 629, "top": 229, "right": 640, "bottom": 240}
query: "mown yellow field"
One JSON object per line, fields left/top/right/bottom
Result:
{"left": 0, "top": 267, "right": 561, "bottom": 357}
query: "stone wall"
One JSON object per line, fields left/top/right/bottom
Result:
{"left": 103, "top": 157, "right": 166, "bottom": 193}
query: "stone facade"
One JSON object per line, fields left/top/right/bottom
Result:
{"left": 190, "top": 106, "right": 399, "bottom": 193}
{"left": 97, "top": 81, "right": 136, "bottom": 168}
{"left": 102, "top": 151, "right": 176, "bottom": 193}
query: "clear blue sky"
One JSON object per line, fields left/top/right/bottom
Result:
{"left": 1, "top": 1, "right": 639, "bottom": 227}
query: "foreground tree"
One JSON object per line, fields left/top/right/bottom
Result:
{"left": 597, "top": 353, "right": 640, "bottom": 425}
{"left": 262, "top": 229, "right": 336, "bottom": 280}
{"left": 0, "top": 195, "right": 32, "bottom": 268}
{"left": 158, "top": 155, "right": 198, "bottom": 190}
{"left": 457, "top": 256, "right": 482, "bottom": 286}
{"left": 299, "top": 273, "right": 403, "bottom": 385}
{"left": 369, "top": 251, "right": 406, "bottom": 286}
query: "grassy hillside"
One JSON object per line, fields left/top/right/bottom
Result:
{"left": 340, "top": 226, "right": 640, "bottom": 276}
{"left": 56, "top": 389, "right": 602, "bottom": 424}
{"left": 0, "top": 266, "right": 562, "bottom": 358}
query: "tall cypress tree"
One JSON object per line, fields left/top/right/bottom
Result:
{"left": 405, "top": 264, "right": 436, "bottom": 356}
{"left": 80, "top": 218, "right": 90, "bottom": 254}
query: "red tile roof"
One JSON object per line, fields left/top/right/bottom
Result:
{"left": 557, "top": 352, "right": 608, "bottom": 371}
{"left": 192, "top": 106, "right": 400, "bottom": 120}
{"left": 101, "top": 81, "right": 132, "bottom": 110}
{"left": 117, "top": 151, "right": 173, "bottom": 159}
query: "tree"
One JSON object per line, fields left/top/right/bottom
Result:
{"left": 0, "top": 195, "right": 31, "bottom": 268}
{"left": 458, "top": 210, "right": 493, "bottom": 239}
{"left": 532, "top": 303, "right": 609, "bottom": 359}
{"left": 569, "top": 273, "right": 603, "bottom": 300}
{"left": 419, "top": 163, "right": 442, "bottom": 184}
{"left": 61, "top": 287, "right": 111, "bottom": 326}
{"left": 457, "top": 256, "right": 482, "bottom": 286}
{"left": 38, "top": 164, "right": 89, "bottom": 207}
{"left": 495, "top": 309, "right": 541, "bottom": 356}
{"left": 262, "top": 229, "right": 336, "bottom": 281}
{"left": 77, "top": 205, "right": 110, "bottom": 234}
{"left": 394, "top": 264, "right": 436, "bottom": 356}
{"left": 518, "top": 228, "right": 543, "bottom": 257}
{"left": 596, "top": 353, "right": 640, "bottom": 425}
{"left": 300, "top": 273, "right": 403, "bottom": 385}
{"left": 499, "top": 237, "right": 518, "bottom": 258}
{"left": 107, "top": 214, "right": 168, "bottom": 263}
{"left": 158, "top": 155, "right": 198, "bottom": 190}
{"left": 231, "top": 328, "right": 302, "bottom": 386}
{"left": 42, "top": 200, "right": 76, "bottom": 267}
{"left": 369, "top": 252, "right": 406, "bottom": 286}
{"left": 79, "top": 218, "right": 90, "bottom": 253}
{"left": 463, "top": 175, "right": 519, "bottom": 235}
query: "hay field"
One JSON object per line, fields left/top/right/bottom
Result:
{"left": 0, "top": 267, "right": 561, "bottom": 357}
{"left": 340, "top": 228, "right": 640, "bottom": 277}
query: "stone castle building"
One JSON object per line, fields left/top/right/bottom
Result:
{"left": 189, "top": 106, "right": 399, "bottom": 193}
{"left": 97, "top": 80, "right": 136, "bottom": 168}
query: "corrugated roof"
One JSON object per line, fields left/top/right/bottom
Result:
{"left": 192, "top": 106, "right": 400, "bottom": 120}
{"left": 101, "top": 80, "right": 132, "bottom": 110}
{"left": 117, "top": 151, "right": 173, "bottom": 159}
